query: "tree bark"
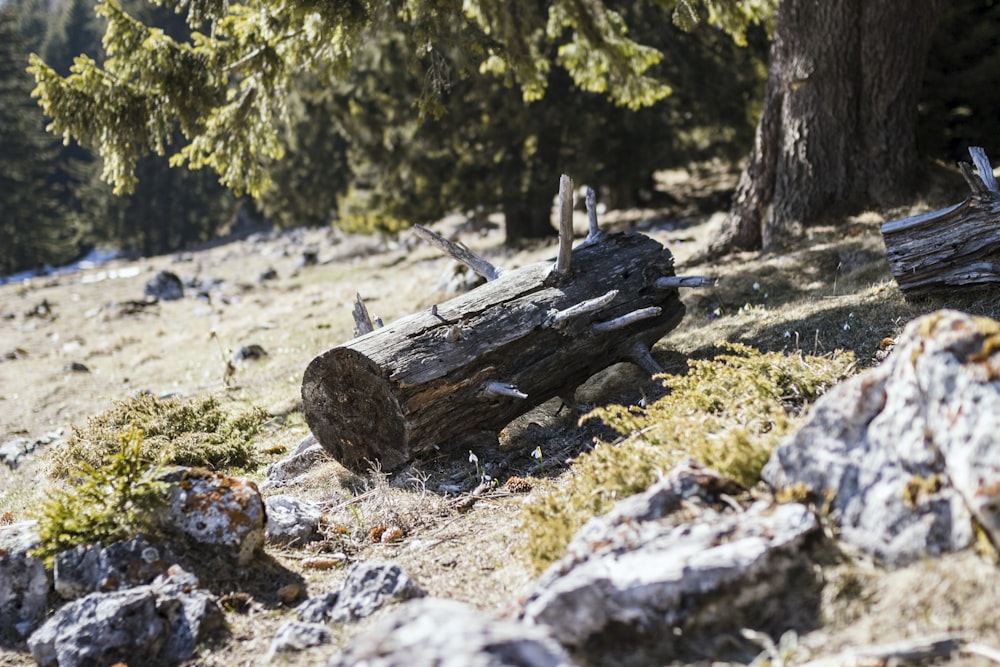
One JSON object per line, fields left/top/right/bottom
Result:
{"left": 302, "top": 231, "right": 688, "bottom": 472}
{"left": 882, "top": 148, "right": 1000, "bottom": 299}
{"left": 709, "top": 0, "right": 943, "bottom": 257}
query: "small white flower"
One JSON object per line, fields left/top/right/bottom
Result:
{"left": 531, "top": 446, "right": 542, "bottom": 460}
{"left": 468, "top": 451, "right": 478, "bottom": 465}
{"left": 783, "top": 331, "right": 791, "bottom": 338}
{"left": 843, "top": 323, "right": 851, "bottom": 331}
{"left": 752, "top": 282, "right": 760, "bottom": 291}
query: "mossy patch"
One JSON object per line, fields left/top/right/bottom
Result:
{"left": 50, "top": 393, "right": 268, "bottom": 478}
{"left": 32, "top": 428, "right": 169, "bottom": 568}
{"left": 520, "top": 343, "right": 855, "bottom": 572}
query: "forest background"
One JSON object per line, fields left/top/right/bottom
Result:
{"left": 2, "top": 0, "right": 1000, "bottom": 275}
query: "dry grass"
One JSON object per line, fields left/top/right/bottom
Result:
{"left": 3, "top": 168, "right": 1000, "bottom": 664}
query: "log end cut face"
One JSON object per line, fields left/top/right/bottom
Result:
{"left": 302, "top": 347, "right": 409, "bottom": 472}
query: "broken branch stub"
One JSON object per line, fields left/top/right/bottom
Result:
{"left": 302, "top": 232, "right": 685, "bottom": 472}
{"left": 882, "top": 146, "right": 1000, "bottom": 298}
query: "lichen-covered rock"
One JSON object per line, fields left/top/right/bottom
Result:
{"left": 156, "top": 467, "right": 265, "bottom": 566}
{"left": 764, "top": 309, "right": 1000, "bottom": 564}
{"left": 28, "top": 566, "right": 221, "bottom": 667}
{"left": 54, "top": 535, "right": 175, "bottom": 599}
{"left": 520, "top": 461, "right": 819, "bottom": 657}
{"left": 0, "top": 520, "right": 51, "bottom": 639}
{"left": 328, "top": 598, "right": 575, "bottom": 667}
{"left": 329, "top": 561, "right": 425, "bottom": 623}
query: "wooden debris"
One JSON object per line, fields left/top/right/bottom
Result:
{"left": 882, "top": 146, "right": 1000, "bottom": 298}
{"left": 302, "top": 180, "right": 692, "bottom": 472}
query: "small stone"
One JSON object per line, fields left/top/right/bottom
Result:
{"left": 63, "top": 361, "right": 90, "bottom": 373}
{"left": 268, "top": 620, "right": 332, "bottom": 657}
{"left": 278, "top": 582, "right": 305, "bottom": 605}
{"left": 232, "top": 344, "right": 268, "bottom": 362}
{"left": 328, "top": 561, "right": 424, "bottom": 623}
{"left": 144, "top": 270, "right": 184, "bottom": 301}
{"left": 301, "top": 555, "right": 347, "bottom": 571}
{"left": 264, "top": 495, "right": 322, "bottom": 546}
{"left": 328, "top": 598, "right": 574, "bottom": 667}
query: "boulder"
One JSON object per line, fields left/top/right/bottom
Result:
{"left": 520, "top": 461, "right": 820, "bottom": 660}
{"left": 328, "top": 561, "right": 425, "bottom": 623}
{"left": 54, "top": 535, "right": 175, "bottom": 600}
{"left": 156, "top": 467, "right": 266, "bottom": 567}
{"left": 28, "top": 566, "right": 221, "bottom": 667}
{"left": 764, "top": 309, "right": 1000, "bottom": 564}
{"left": 0, "top": 521, "right": 50, "bottom": 639}
{"left": 328, "top": 598, "right": 575, "bottom": 667}
{"left": 264, "top": 495, "right": 322, "bottom": 546}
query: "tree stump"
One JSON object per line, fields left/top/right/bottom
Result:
{"left": 302, "top": 182, "right": 707, "bottom": 472}
{"left": 882, "top": 146, "right": 1000, "bottom": 299}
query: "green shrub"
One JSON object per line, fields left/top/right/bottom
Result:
{"left": 32, "top": 428, "right": 168, "bottom": 567}
{"left": 51, "top": 393, "right": 267, "bottom": 478}
{"left": 520, "top": 343, "right": 856, "bottom": 572}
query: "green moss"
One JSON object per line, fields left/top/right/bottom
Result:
{"left": 32, "top": 428, "right": 169, "bottom": 568}
{"left": 520, "top": 343, "right": 855, "bottom": 572}
{"left": 50, "top": 393, "right": 268, "bottom": 478}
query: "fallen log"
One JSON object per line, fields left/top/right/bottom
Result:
{"left": 302, "top": 182, "right": 707, "bottom": 472}
{"left": 882, "top": 146, "right": 1000, "bottom": 299}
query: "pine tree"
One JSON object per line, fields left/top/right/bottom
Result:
{"left": 0, "top": 6, "right": 75, "bottom": 275}
{"left": 27, "top": 0, "right": 773, "bottom": 243}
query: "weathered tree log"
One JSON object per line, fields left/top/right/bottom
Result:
{"left": 302, "top": 230, "right": 691, "bottom": 472}
{"left": 882, "top": 146, "right": 1000, "bottom": 298}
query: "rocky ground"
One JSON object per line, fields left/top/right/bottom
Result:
{"left": 4, "top": 165, "right": 1000, "bottom": 666}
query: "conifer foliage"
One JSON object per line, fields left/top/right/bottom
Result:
{"left": 0, "top": 6, "right": 76, "bottom": 275}
{"left": 27, "top": 0, "right": 773, "bottom": 214}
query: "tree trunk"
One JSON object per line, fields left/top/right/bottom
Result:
{"left": 301, "top": 231, "right": 688, "bottom": 472}
{"left": 709, "top": 0, "right": 943, "bottom": 257}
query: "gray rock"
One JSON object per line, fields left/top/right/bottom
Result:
{"left": 296, "top": 591, "right": 339, "bottom": 623}
{"left": 263, "top": 438, "right": 326, "bottom": 488}
{"left": 1, "top": 430, "right": 64, "bottom": 468}
{"left": 0, "top": 438, "right": 33, "bottom": 468}
{"left": 232, "top": 344, "right": 267, "bottom": 362}
{"left": 28, "top": 566, "right": 221, "bottom": 666}
{"left": 144, "top": 270, "right": 184, "bottom": 301}
{"left": 264, "top": 495, "right": 322, "bottom": 546}
{"left": 329, "top": 561, "right": 425, "bottom": 623}
{"left": 28, "top": 587, "right": 166, "bottom": 667}
{"left": 520, "top": 461, "right": 819, "bottom": 655}
{"left": 268, "top": 620, "right": 333, "bottom": 656}
{"left": 151, "top": 567, "right": 225, "bottom": 663}
{"left": 54, "top": 535, "right": 175, "bottom": 599}
{"left": 0, "top": 521, "right": 51, "bottom": 639}
{"left": 156, "top": 467, "right": 266, "bottom": 566}
{"left": 328, "top": 598, "right": 575, "bottom": 667}
{"left": 763, "top": 309, "right": 1000, "bottom": 564}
